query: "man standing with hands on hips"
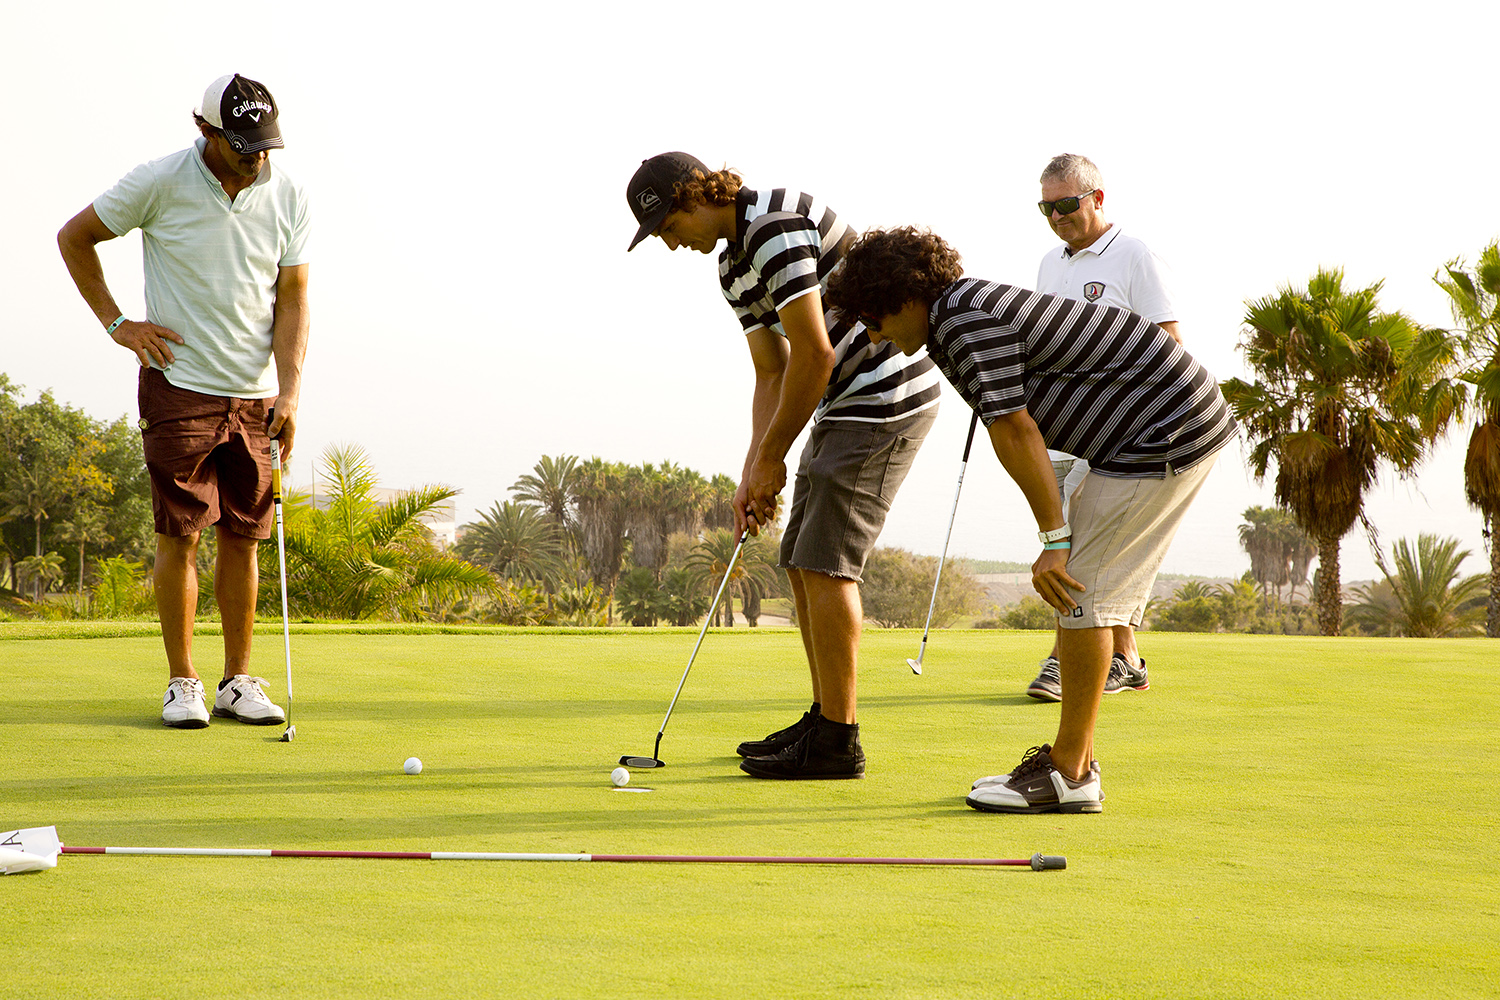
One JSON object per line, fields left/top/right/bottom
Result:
{"left": 58, "top": 73, "right": 311, "bottom": 729}
{"left": 1026, "top": 154, "right": 1183, "bottom": 704}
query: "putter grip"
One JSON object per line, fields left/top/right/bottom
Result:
{"left": 1030, "top": 853, "right": 1066, "bottom": 870}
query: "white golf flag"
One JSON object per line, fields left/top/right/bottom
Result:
{"left": 0, "top": 825, "right": 62, "bottom": 874}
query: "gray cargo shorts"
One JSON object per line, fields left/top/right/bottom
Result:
{"left": 779, "top": 407, "right": 937, "bottom": 582}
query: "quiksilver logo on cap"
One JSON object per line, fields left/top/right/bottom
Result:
{"left": 637, "top": 188, "right": 661, "bottom": 211}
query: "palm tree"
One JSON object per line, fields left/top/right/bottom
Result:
{"left": 1347, "top": 534, "right": 1485, "bottom": 637}
{"left": 1238, "top": 505, "right": 1316, "bottom": 609}
{"left": 510, "top": 454, "right": 581, "bottom": 538}
{"left": 702, "top": 474, "right": 739, "bottom": 532}
{"left": 455, "top": 501, "right": 566, "bottom": 589}
{"left": 57, "top": 502, "right": 111, "bottom": 597}
{"left": 573, "top": 458, "right": 631, "bottom": 618}
{"left": 1172, "top": 580, "right": 1214, "bottom": 602}
{"left": 623, "top": 462, "right": 710, "bottom": 579}
{"left": 15, "top": 550, "right": 65, "bottom": 602}
{"left": 1435, "top": 242, "right": 1500, "bottom": 636}
{"left": 276, "top": 443, "right": 491, "bottom": 621}
{"left": 1222, "top": 268, "right": 1465, "bottom": 634}
{"left": 686, "top": 528, "right": 783, "bottom": 627}
{"left": 614, "top": 567, "right": 662, "bottom": 627}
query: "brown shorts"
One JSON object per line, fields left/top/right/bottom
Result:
{"left": 137, "top": 367, "right": 276, "bottom": 539}
{"left": 780, "top": 407, "right": 937, "bottom": 582}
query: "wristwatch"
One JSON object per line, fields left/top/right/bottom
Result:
{"left": 1037, "top": 525, "right": 1071, "bottom": 543}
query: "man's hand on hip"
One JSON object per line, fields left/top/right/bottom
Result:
{"left": 112, "top": 320, "right": 185, "bottom": 368}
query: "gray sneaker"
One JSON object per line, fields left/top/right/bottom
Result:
{"left": 1026, "top": 657, "right": 1061, "bottom": 702}
{"left": 1104, "top": 654, "right": 1149, "bottom": 693}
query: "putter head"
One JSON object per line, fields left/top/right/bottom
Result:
{"left": 618, "top": 755, "right": 664, "bottom": 769}
{"left": 278, "top": 725, "right": 296, "bottom": 742}
{"left": 906, "top": 658, "right": 923, "bottom": 676}
{"left": 1030, "top": 853, "right": 1066, "bottom": 871}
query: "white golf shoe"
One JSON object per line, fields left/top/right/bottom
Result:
{"left": 966, "top": 745, "right": 1103, "bottom": 814}
{"left": 212, "top": 675, "right": 287, "bottom": 725}
{"left": 162, "top": 677, "right": 210, "bottom": 728}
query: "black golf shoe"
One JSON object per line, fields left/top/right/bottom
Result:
{"left": 735, "top": 704, "right": 820, "bottom": 758}
{"left": 739, "top": 717, "right": 865, "bottom": 779}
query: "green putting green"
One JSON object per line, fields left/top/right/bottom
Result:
{"left": 1, "top": 626, "right": 1495, "bottom": 998}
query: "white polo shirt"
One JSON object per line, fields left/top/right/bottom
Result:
{"left": 1037, "top": 224, "right": 1176, "bottom": 473}
{"left": 94, "top": 138, "right": 311, "bottom": 398}
{"left": 1035, "top": 225, "right": 1175, "bottom": 325}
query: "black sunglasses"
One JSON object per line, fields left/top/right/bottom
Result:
{"left": 1037, "top": 190, "right": 1097, "bottom": 217}
{"left": 857, "top": 314, "right": 882, "bottom": 333}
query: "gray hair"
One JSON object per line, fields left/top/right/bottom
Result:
{"left": 1040, "top": 154, "right": 1104, "bottom": 192}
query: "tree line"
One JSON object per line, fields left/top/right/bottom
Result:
{"left": 0, "top": 375, "right": 154, "bottom": 605}
{"left": 3, "top": 239, "right": 1497, "bottom": 635}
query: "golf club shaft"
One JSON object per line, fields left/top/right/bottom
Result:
{"left": 270, "top": 437, "right": 293, "bottom": 728}
{"left": 60, "top": 846, "right": 1061, "bottom": 868}
{"left": 915, "top": 410, "right": 980, "bottom": 654}
{"left": 656, "top": 530, "right": 749, "bottom": 740}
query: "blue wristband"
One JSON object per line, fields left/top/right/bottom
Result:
{"left": 1042, "top": 541, "right": 1072, "bottom": 550}
{"left": 106, "top": 315, "right": 128, "bottom": 336}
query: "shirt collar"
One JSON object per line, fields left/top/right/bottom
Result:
{"left": 1063, "top": 223, "right": 1120, "bottom": 258}
{"left": 192, "top": 136, "right": 273, "bottom": 194}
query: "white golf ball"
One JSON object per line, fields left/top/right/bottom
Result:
{"left": 611, "top": 766, "right": 630, "bottom": 787}
{"left": 403, "top": 757, "right": 423, "bottom": 775}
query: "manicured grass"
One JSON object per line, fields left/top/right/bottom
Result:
{"left": 1, "top": 627, "right": 1495, "bottom": 998}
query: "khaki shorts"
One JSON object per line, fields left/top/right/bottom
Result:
{"left": 1057, "top": 450, "right": 1222, "bottom": 630}
{"left": 780, "top": 408, "right": 937, "bottom": 582}
{"left": 137, "top": 367, "right": 276, "bottom": 539}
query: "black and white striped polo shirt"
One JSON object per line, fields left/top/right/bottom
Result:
{"left": 926, "top": 278, "right": 1237, "bottom": 477}
{"left": 718, "top": 187, "right": 942, "bottom": 423}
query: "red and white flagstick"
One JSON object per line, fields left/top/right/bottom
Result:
{"left": 60, "top": 846, "right": 1064, "bottom": 869}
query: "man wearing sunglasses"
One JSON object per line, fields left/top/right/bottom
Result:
{"left": 1026, "top": 154, "right": 1182, "bottom": 706}
{"left": 625, "top": 153, "right": 942, "bottom": 779}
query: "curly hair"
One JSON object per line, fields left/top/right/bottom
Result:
{"left": 825, "top": 227, "right": 964, "bottom": 321}
{"left": 672, "top": 167, "right": 742, "bottom": 212}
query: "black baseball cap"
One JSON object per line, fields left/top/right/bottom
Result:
{"left": 201, "top": 74, "right": 283, "bottom": 153}
{"left": 626, "top": 151, "right": 708, "bottom": 250}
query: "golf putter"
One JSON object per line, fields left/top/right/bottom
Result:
{"left": 620, "top": 528, "right": 750, "bottom": 768}
{"left": 268, "top": 411, "right": 295, "bottom": 742}
{"left": 908, "top": 410, "right": 980, "bottom": 675}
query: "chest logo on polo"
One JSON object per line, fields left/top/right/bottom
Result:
{"left": 1083, "top": 281, "right": 1106, "bottom": 302}
{"left": 637, "top": 188, "right": 661, "bottom": 211}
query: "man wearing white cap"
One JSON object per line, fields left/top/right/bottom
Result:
{"left": 58, "top": 74, "right": 311, "bottom": 729}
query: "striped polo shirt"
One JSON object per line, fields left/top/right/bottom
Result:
{"left": 718, "top": 187, "right": 942, "bottom": 423}
{"left": 926, "top": 279, "right": 1237, "bottom": 477}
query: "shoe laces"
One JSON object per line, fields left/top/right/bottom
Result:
{"left": 1011, "top": 745, "right": 1053, "bottom": 779}
{"left": 169, "top": 677, "right": 204, "bottom": 700}
{"left": 229, "top": 676, "right": 273, "bottom": 699}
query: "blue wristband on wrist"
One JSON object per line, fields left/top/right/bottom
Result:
{"left": 106, "top": 315, "right": 127, "bottom": 336}
{"left": 1042, "top": 541, "right": 1072, "bottom": 550}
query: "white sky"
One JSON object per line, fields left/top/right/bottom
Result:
{"left": 5, "top": 1, "right": 1495, "bottom": 583}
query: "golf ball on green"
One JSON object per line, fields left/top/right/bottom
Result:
{"left": 404, "top": 757, "right": 423, "bottom": 775}
{"left": 611, "top": 766, "right": 630, "bottom": 787}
